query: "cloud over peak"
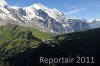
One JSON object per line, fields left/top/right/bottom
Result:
{"left": 64, "top": 8, "right": 86, "bottom": 15}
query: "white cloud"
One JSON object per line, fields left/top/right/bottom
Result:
{"left": 64, "top": 8, "right": 86, "bottom": 15}
{"left": 65, "top": 4, "right": 78, "bottom": 9}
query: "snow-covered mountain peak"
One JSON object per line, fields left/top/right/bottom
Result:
{"left": 10, "top": 6, "right": 20, "bottom": 9}
{"left": 52, "top": 8, "right": 62, "bottom": 14}
{"left": 0, "top": 0, "right": 7, "bottom": 7}
{"left": 86, "top": 19, "right": 93, "bottom": 23}
{"left": 32, "top": 3, "right": 47, "bottom": 10}
{"left": 24, "top": 3, "right": 67, "bottom": 23}
{"left": 95, "top": 18, "right": 100, "bottom": 22}
{"left": 70, "top": 16, "right": 78, "bottom": 20}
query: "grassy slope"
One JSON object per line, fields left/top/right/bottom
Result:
{"left": 0, "top": 24, "right": 52, "bottom": 40}
{"left": 0, "top": 24, "right": 52, "bottom": 46}
{"left": 0, "top": 24, "right": 52, "bottom": 60}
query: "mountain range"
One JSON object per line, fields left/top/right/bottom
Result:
{"left": 0, "top": 0, "right": 100, "bottom": 34}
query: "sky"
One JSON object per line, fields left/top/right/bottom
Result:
{"left": 6, "top": 0, "right": 100, "bottom": 20}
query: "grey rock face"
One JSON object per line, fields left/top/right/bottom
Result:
{"left": 67, "top": 19, "right": 90, "bottom": 31}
